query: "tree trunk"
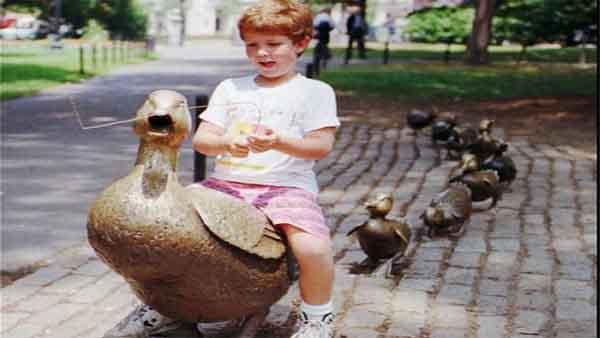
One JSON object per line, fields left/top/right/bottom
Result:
{"left": 466, "top": 0, "right": 497, "bottom": 65}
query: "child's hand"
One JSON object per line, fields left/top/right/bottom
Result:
{"left": 247, "top": 127, "right": 279, "bottom": 153}
{"left": 225, "top": 136, "right": 250, "bottom": 157}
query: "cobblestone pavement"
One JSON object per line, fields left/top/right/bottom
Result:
{"left": 1, "top": 120, "right": 596, "bottom": 338}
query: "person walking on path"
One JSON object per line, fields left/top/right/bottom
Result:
{"left": 313, "top": 7, "right": 335, "bottom": 69}
{"left": 383, "top": 12, "right": 396, "bottom": 43}
{"left": 344, "top": 5, "right": 367, "bottom": 63}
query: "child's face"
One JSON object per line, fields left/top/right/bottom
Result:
{"left": 243, "top": 32, "right": 308, "bottom": 82}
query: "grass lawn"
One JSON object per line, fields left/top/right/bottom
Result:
{"left": 1, "top": 41, "right": 153, "bottom": 101}
{"left": 326, "top": 42, "right": 598, "bottom": 64}
{"left": 308, "top": 43, "right": 597, "bottom": 100}
{"left": 319, "top": 62, "right": 597, "bottom": 100}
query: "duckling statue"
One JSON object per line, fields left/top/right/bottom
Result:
{"left": 87, "top": 90, "right": 291, "bottom": 337}
{"left": 466, "top": 119, "right": 505, "bottom": 160}
{"left": 478, "top": 118, "right": 494, "bottom": 134}
{"left": 431, "top": 113, "right": 457, "bottom": 145}
{"left": 420, "top": 183, "right": 472, "bottom": 238}
{"left": 445, "top": 124, "right": 479, "bottom": 160}
{"left": 448, "top": 153, "right": 502, "bottom": 210}
{"left": 406, "top": 109, "right": 436, "bottom": 134}
{"left": 346, "top": 194, "right": 411, "bottom": 275}
{"left": 480, "top": 143, "right": 517, "bottom": 190}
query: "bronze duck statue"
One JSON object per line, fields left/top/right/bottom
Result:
{"left": 406, "top": 109, "right": 436, "bottom": 134}
{"left": 445, "top": 124, "right": 479, "bottom": 160}
{"left": 466, "top": 119, "right": 506, "bottom": 161}
{"left": 431, "top": 113, "right": 457, "bottom": 145}
{"left": 448, "top": 153, "right": 502, "bottom": 210}
{"left": 346, "top": 194, "right": 411, "bottom": 275}
{"left": 421, "top": 183, "right": 472, "bottom": 238}
{"left": 480, "top": 142, "right": 517, "bottom": 190}
{"left": 87, "top": 90, "right": 291, "bottom": 337}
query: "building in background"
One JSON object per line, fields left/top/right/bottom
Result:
{"left": 140, "top": 0, "right": 255, "bottom": 41}
{"left": 141, "top": 0, "right": 451, "bottom": 43}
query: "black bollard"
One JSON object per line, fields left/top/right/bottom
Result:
{"left": 383, "top": 42, "right": 390, "bottom": 65}
{"left": 193, "top": 94, "right": 209, "bottom": 182}
{"left": 312, "top": 46, "right": 321, "bottom": 77}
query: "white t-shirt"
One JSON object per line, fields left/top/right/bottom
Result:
{"left": 200, "top": 74, "right": 340, "bottom": 194}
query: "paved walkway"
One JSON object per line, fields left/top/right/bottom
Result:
{"left": 1, "top": 40, "right": 253, "bottom": 273}
{"left": 1, "top": 40, "right": 597, "bottom": 338}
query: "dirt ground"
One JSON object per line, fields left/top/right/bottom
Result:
{"left": 337, "top": 95, "right": 597, "bottom": 159}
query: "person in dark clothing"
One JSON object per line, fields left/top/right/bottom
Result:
{"left": 313, "top": 8, "right": 335, "bottom": 68}
{"left": 344, "top": 6, "right": 367, "bottom": 63}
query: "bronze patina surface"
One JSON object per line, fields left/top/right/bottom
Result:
{"left": 449, "top": 153, "right": 502, "bottom": 208}
{"left": 347, "top": 194, "right": 411, "bottom": 261}
{"left": 422, "top": 182, "right": 473, "bottom": 237}
{"left": 87, "top": 90, "right": 291, "bottom": 322}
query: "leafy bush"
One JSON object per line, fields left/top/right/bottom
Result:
{"left": 405, "top": 7, "right": 474, "bottom": 45}
{"left": 94, "top": 0, "right": 148, "bottom": 40}
{"left": 81, "top": 19, "right": 109, "bottom": 42}
{"left": 2, "top": 0, "right": 148, "bottom": 40}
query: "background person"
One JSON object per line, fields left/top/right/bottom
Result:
{"left": 344, "top": 5, "right": 367, "bottom": 63}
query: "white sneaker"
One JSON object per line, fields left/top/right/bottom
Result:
{"left": 291, "top": 312, "right": 335, "bottom": 338}
{"left": 104, "top": 304, "right": 180, "bottom": 338}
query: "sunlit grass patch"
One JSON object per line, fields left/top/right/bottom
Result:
{"left": 1, "top": 43, "right": 154, "bottom": 101}
{"left": 319, "top": 63, "right": 596, "bottom": 100}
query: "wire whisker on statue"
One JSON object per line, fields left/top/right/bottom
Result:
{"left": 70, "top": 96, "right": 144, "bottom": 130}
{"left": 70, "top": 97, "right": 262, "bottom": 130}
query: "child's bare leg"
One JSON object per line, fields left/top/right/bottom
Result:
{"left": 280, "top": 224, "right": 334, "bottom": 305}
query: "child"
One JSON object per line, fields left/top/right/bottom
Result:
{"left": 117, "top": 1, "right": 339, "bottom": 338}
{"left": 194, "top": 1, "right": 339, "bottom": 338}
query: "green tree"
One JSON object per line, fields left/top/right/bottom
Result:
{"left": 406, "top": 7, "right": 474, "bottom": 62}
{"left": 543, "top": 0, "right": 597, "bottom": 45}
{"left": 494, "top": 0, "right": 597, "bottom": 62}
{"left": 61, "top": 0, "right": 95, "bottom": 30}
{"left": 493, "top": 0, "right": 545, "bottom": 62}
{"left": 2, "top": 0, "right": 148, "bottom": 40}
{"left": 92, "top": 0, "right": 147, "bottom": 40}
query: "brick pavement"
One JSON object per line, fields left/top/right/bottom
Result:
{"left": 1, "top": 121, "right": 596, "bottom": 338}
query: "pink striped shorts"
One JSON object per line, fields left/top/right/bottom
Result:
{"left": 192, "top": 178, "right": 330, "bottom": 239}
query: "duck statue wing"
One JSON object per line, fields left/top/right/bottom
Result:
{"left": 446, "top": 183, "right": 473, "bottom": 221}
{"left": 185, "top": 185, "right": 286, "bottom": 259}
{"left": 384, "top": 217, "right": 411, "bottom": 244}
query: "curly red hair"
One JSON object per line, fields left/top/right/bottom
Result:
{"left": 238, "top": 0, "right": 313, "bottom": 43}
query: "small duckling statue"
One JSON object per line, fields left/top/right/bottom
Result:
{"left": 481, "top": 143, "right": 517, "bottom": 190}
{"left": 421, "top": 183, "right": 472, "bottom": 238}
{"left": 431, "top": 113, "right": 457, "bottom": 145}
{"left": 87, "top": 90, "right": 290, "bottom": 338}
{"left": 478, "top": 118, "right": 495, "bottom": 134}
{"left": 346, "top": 194, "right": 411, "bottom": 274}
{"left": 445, "top": 124, "right": 479, "bottom": 160}
{"left": 449, "top": 153, "right": 502, "bottom": 210}
{"left": 406, "top": 109, "right": 436, "bottom": 134}
{"left": 467, "top": 119, "right": 505, "bottom": 160}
